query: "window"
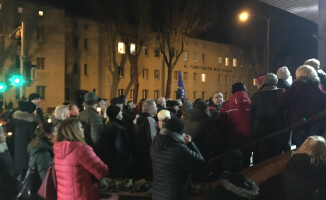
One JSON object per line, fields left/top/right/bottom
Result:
{"left": 154, "top": 70, "right": 160, "bottom": 80}
{"left": 202, "top": 91, "right": 205, "bottom": 99}
{"left": 84, "top": 24, "right": 88, "bottom": 30}
{"left": 142, "top": 90, "right": 148, "bottom": 99}
{"left": 201, "top": 73, "right": 206, "bottom": 82}
{"left": 193, "top": 73, "right": 198, "bottom": 82}
{"left": 118, "top": 67, "right": 124, "bottom": 77}
{"left": 84, "top": 64, "right": 88, "bottom": 75}
{"left": 218, "top": 74, "right": 221, "bottom": 82}
{"left": 18, "top": 7, "right": 23, "bottom": 14}
{"left": 38, "top": 11, "right": 44, "bottom": 16}
{"left": 130, "top": 43, "right": 136, "bottom": 55}
{"left": 84, "top": 38, "right": 88, "bottom": 49}
{"left": 36, "top": 26, "right": 45, "bottom": 41}
{"left": 154, "top": 90, "right": 159, "bottom": 99}
{"left": 36, "top": 86, "right": 46, "bottom": 99}
{"left": 202, "top": 53, "right": 206, "bottom": 63}
{"left": 143, "top": 46, "right": 148, "bottom": 55}
{"left": 65, "top": 88, "right": 70, "bottom": 100}
{"left": 183, "top": 72, "right": 188, "bottom": 81}
{"left": 184, "top": 51, "right": 188, "bottom": 61}
{"left": 173, "top": 71, "right": 178, "bottom": 81}
{"left": 118, "top": 89, "right": 124, "bottom": 96}
{"left": 225, "top": 57, "right": 229, "bottom": 66}
{"left": 225, "top": 75, "right": 228, "bottom": 83}
{"left": 218, "top": 57, "right": 222, "bottom": 64}
{"left": 193, "top": 52, "right": 198, "bottom": 62}
{"left": 118, "top": 42, "right": 125, "bottom": 54}
{"left": 36, "top": 57, "right": 45, "bottom": 70}
{"left": 193, "top": 91, "right": 197, "bottom": 99}
{"left": 154, "top": 47, "right": 160, "bottom": 57}
{"left": 130, "top": 89, "right": 134, "bottom": 99}
{"left": 233, "top": 58, "right": 237, "bottom": 67}
{"left": 74, "top": 37, "right": 78, "bottom": 48}
{"left": 143, "top": 69, "right": 148, "bottom": 79}
{"left": 74, "top": 63, "right": 78, "bottom": 74}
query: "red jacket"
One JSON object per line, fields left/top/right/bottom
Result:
{"left": 220, "top": 91, "right": 252, "bottom": 147}
{"left": 53, "top": 141, "right": 108, "bottom": 200}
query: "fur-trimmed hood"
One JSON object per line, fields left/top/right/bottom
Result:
{"left": 13, "top": 110, "right": 37, "bottom": 124}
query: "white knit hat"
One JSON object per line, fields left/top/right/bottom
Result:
{"left": 276, "top": 66, "right": 291, "bottom": 80}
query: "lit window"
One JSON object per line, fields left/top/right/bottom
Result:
{"left": 154, "top": 90, "right": 159, "bottom": 99}
{"left": 0, "top": 4, "right": 2, "bottom": 10}
{"left": 154, "top": 48, "right": 160, "bottom": 57}
{"left": 184, "top": 51, "right": 188, "bottom": 61}
{"left": 183, "top": 72, "right": 188, "bottom": 81}
{"left": 38, "top": 11, "right": 44, "bottom": 16}
{"left": 142, "top": 90, "right": 148, "bottom": 99}
{"left": 130, "top": 43, "right": 136, "bottom": 55}
{"left": 233, "top": 58, "right": 237, "bottom": 67}
{"left": 118, "top": 89, "right": 124, "bottom": 96}
{"left": 143, "top": 46, "right": 148, "bottom": 55}
{"left": 154, "top": 70, "right": 160, "bottom": 80}
{"left": 193, "top": 73, "right": 197, "bottom": 82}
{"left": 143, "top": 69, "right": 148, "bottom": 79}
{"left": 36, "top": 57, "right": 45, "bottom": 70}
{"left": 225, "top": 57, "right": 229, "bottom": 66}
{"left": 173, "top": 71, "right": 178, "bottom": 81}
{"left": 118, "top": 67, "right": 124, "bottom": 77}
{"left": 194, "top": 52, "right": 198, "bottom": 62}
{"left": 201, "top": 73, "right": 206, "bottom": 82}
{"left": 118, "top": 42, "right": 125, "bottom": 54}
{"left": 218, "top": 57, "right": 222, "bottom": 64}
{"left": 18, "top": 7, "right": 23, "bottom": 14}
{"left": 202, "top": 53, "right": 205, "bottom": 63}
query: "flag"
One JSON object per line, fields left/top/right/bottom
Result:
{"left": 176, "top": 70, "right": 186, "bottom": 102}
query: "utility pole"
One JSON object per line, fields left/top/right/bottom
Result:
{"left": 20, "top": 21, "right": 25, "bottom": 99}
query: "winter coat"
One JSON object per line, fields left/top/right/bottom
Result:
{"left": 133, "top": 112, "right": 158, "bottom": 178}
{"left": 150, "top": 128, "right": 205, "bottom": 200}
{"left": 251, "top": 86, "right": 290, "bottom": 164}
{"left": 220, "top": 91, "right": 252, "bottom": 147}
{"left": 53, "top": 141, "right": 108, "bottom": 200}
{"left": 0, "top": 142, "right": 17, "bottom": 199}
{"left": 278, "top": 76, "right": 326, "bottom": 126}
{"left": 277, "top": 79, "right": 291, "bottom": 91}
{"left": 317, "top": 69, "right": 326, "bottom": 90}
{"left": 27, "top": 137, "right": 53, "bottom": 180}
{"left": 282, "top": 154, "right": 326, "bottom": 200}
{"left": 13, "top": 110, "right": 37, "bottom": 173}
{"left": 79, "top": 106, "right": 104, "bottom": 146}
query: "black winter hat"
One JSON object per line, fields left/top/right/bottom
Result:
{"left": 166, "top": 100, "right": 179, "bottom": 107}
{"left": 28, "top": 93, "right": 41, "bottom": 101}
{"left": 193, "top": 98, "right": 208, "bottom": 111}
{"left": 110, "top": 97, "right": 122, "bottom": 106}
{"left": 19, "top": 101, "right": 37, "bottom": 114}
{"left": 223, "top": 149, "right": 243, "bottom": 173}
{"left": 106, "top": 105, "right": 121, "bottom": 119}
{"left": 232, "top": 82, "right": 247, "bottom": 94}
{"left": 165, "top": 117, "right": 184, "bottom": 133}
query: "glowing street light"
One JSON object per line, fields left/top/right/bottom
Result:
{"left": 239, "top": 11, "right": 249, "bottom": 22}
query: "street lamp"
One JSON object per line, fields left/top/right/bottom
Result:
{"left": 239, "top": 11, "right": 271, "bottom": 73}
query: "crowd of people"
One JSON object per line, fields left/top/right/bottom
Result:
{"left": 1, "top": 58, "right": 326, "bottom": 199}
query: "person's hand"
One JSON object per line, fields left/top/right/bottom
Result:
{"left": 183, "top": 133, "right": 192, "bottom": 143}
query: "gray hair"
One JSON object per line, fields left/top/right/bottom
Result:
{"left": 142, "top": 99, "right": 155, "bottom": 113}
{"left": 296, "top": 65, "right": 319, "bottom": 81}
{"left": 53, "top": 105, "right": 70, "bottom": 120}
{"left": 156, "top": 97, "right": 165, "bottom": 106}
{"left": 304, "top": 58, "right": 320, "bottom": 70}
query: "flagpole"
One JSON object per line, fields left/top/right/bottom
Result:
{"left": 20, "top": 21, "right": 25, "bottom": 99}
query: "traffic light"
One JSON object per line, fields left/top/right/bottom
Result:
{"left": 0, "top": 82, "right": 6, "bottom": 92}
{"left": 9, "top": 75, "right": 24, "bottom": 86}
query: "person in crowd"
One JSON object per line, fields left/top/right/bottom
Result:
{"left": 110, "top": 97, "right": 123, "bottom": 109}
{"left": 100, "top": 106, "right": 129, "bottom": 178}
{"left": 54, "top": 118, "right": 108, "bottom": 200}
{"left": 304, "top": 58, "right": 326, "bottom": 89}
{"left": 276, "top": 66, "right": 291, "bottom": 91}
{"left": 209, "top": 92, "right": 223, "bottom": 111}
{"left": 13, "top": 101, "right": 38, "bottom": 181}
{"left": 166, "top": 100, "right": 179, "bottom": 116}
{"left": 175, "top": 99, "right": 183, "bottom": 118}
{"left": 0, "top": 125, "right": 17, "bottom": 199}
{"left": 151, "top": 117, "right": 205, "bottom": 200}
{"left": 133, "top": 99, "right": 158, "bottom": 179}
{"left": 278, "top": 65, "right": 326, "bottom": 147}
{"left": 79, "top": 92, "right": 104, "bottom": 147}
{"left": 69, "top": 104, "right": 80, "bottom": 118}
{"left": 27, "top": 123, "right": 57, "bottom": 180}
{"left": 156, "top": 97, "right": 167, "bottom": 113}
{"left": 282, "top": 136, "right": 326, "bottom": 200}
{"left": 251, "top": 73, "right": 290, "bottom": 164}
{"left": 127, "top": 100, "right": 135, "bottom": 111}
{"left": 118, "top": 95, "right": 131, "bottom": 123}
{"left": 53, "top": 105, "right": 70, "bottom": 126}
{"left": 180, "top": 101, "right": 193, "bottom": 121}
{"left": 157, "top": 110, "right": 171, "bottom": 130}
{"left": 220, "top": 82, "right": 252, "bottom": 168}
{"left": 206, "top": 149, "right": 259, "bottom": 200}
{"left": 29, "top": 93, "right": 45, "bottom": 123}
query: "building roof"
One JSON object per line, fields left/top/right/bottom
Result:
{"left": 259, "top": 0, "right": 318, "bottom": 23}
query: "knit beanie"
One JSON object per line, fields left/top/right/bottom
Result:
{"left": 28, "top": 93, "right": 41, "bottom": 101}
{"left": 106, "top": 105, "right": 121, "bottom": 119}
{"left": 165, "top": 117, "right": 184, "bottom": 133}
{"left": 232, "top": 82, "right": 247, "bottom": 94}
{"left": 193, "top": 98, "right": 208, "bottom": 111}
{"left": 263, "top": 73, "right": 278, "bottom": 86}
{"left": 276, "top": 66, "right": 290, "bottom": 80}
{"left": 181, "top": 101, "right": 193, "bottom": 113}
{"left": 223, "top": 149, "right": 243, "bottom": 173}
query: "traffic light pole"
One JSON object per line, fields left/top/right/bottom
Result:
{"left": 19, "top": 21, "right": 24, "bottom": 99}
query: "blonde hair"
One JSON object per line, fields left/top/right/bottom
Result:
{"left": 157, "top": 110, "right": 171, "bottom": 121}
{"left": 295, "top": 65, "right": 319, "bottom": 81}
{"left": 295, "top": 136, "right": 326, "bottom": 166}
{"left": 57, "top": 118, "right": 85, "bottom": 143}
{"left": 53, "top": 105, "right": 70, "bottom": 120}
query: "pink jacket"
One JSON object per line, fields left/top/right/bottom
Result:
{"left": 53, "top": 141, "right": 108, "bottom": 200}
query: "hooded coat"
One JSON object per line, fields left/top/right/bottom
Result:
{"left": 13, "top": 110, "right": 37, "bottom": 173}
{"left": 150, "top": 128, "right": 205, "bottom": 200}
{"left": 53, "top": 141, "right": 108, "bottom": 200}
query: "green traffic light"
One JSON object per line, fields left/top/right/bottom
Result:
{"left": 9, "top": 75, "right": 23, "bottom": 86}
{"left": 0, "top": 82, "right": 6, "bottom": 92}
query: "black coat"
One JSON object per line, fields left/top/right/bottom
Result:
{"left": 277, "top": 79, "right": 291, "bottom": 91}
{"left": 150, "top": 129, "right": 205, "bottom": 200}
{"left": 282, "top": 154, "right": 326, "bottom": 200}
{"left": 13, "top": 110, "right": 37, "bottom": 173}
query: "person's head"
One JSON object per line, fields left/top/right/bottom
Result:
{"left": 142, "top": 99, "right": 157, "bottom": 117}
{"left": 176, "top": 99, "right": 182, "bottom": 107}
{"left": 181, "top": 101, "right": 193, "bottom": 115}
{"left": 295, "top": 136, "right": 326, "bottom": 166}
{"left": 127, "top": 101, "right": 135, "bottom": 111}
{"left": 84, "top": 92, "right": 99, "bottom": 106}
{"left": 304, "top": 58, "right": 320, "bottom": 70}
{"left": 165, "top": 117, "right": 184, "bottom": 134}
{"left": 223, "top": 149, "right": 243, "bottom": 173}
{"left": 0, "top": 125, "right": 5, "bottom": 143}
{"left": 193, "top": 98, "right": 208, "bottom": 111}
{"left": 106, "top": 105, "right": 123, "bottom": 121}
{"left": 118, "top": 95, "right": 127, "bottom": 106}
{"left": 156, "top": 97, "right": 166, "bottom": 108}
{"left": 295, "top": 65, "right": 319, "bottom": 82}
{"left": 28, "top": 93, "right": 41, "bottom": 107}
{"left": 19, "top": 101, "right": 37, "bottom": 114}
{"left": 212, "top": 92, "right": 223, "bottom": 106}
{"left": 30, "top": 122, "right": 58, "bottom": 147}
{"left": 263, "top": 73, "right": 278, "bottom": 86}
{"left": 57, "top": 118, "right": 85, "bottom": 143}
{"left": 110, "top": 97, "right": 123, "bottom": 109}
{"left": 276, "top": 66, "right": 291, "bottom": 80}
{"left": 69, "top": 104, "right": 79, "bottom": 116}
{"left": 53, "top": 105, "right": 70, "bottom": 120}
{"left": 166, "top": 100, "right": 179, "bottom": 113}
{"left": 157, "top": 110, "right": 171, "bottom": 122}
{"left": 232, "top": 82, "right": 247, "bottom": 94}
